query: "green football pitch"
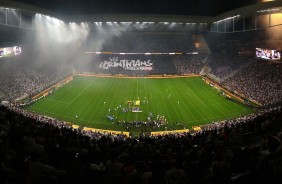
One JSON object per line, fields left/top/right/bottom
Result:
{"left": 25, "top": 76, "right": 254, "bottom": 133}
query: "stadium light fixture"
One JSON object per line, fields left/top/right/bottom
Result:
{"left": 257, "top": 8, "right": 281, "bottom": 13}
{"left": 214, "top": 15, "right": 240, "bottom": 23}
{"left": 5, "top": 7, "right": 17, "bottom": 11}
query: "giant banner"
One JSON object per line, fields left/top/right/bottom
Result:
{"left": 99, "top": 57, "right": 153, "bottom": 71}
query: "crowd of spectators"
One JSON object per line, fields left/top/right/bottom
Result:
{"left": 99, "top": 32, "right": 197, "bottom": 53}
{"left": 174, "top": 54, "right": 207, "bottom": 75}
{"left": 206, "top": 54, "right": 251, "bottom": 79}
{"left": 1, "top": 102, "right": 282, "bottom": 184}
{"left": 222, "top": 61, "right": 282, "bottom": 106}
{"left": 0, "top": 59, "right": 71, "bottom": 102}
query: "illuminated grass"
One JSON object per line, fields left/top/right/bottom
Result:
{"left": 25, "top": 76, "right": 254, "bottom": 133}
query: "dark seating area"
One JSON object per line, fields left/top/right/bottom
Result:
{"left": 1, "top": 104, "right": 282, "bottom": 184}
{"left": 96, "top": 32, "right": 197, "bottom": 53}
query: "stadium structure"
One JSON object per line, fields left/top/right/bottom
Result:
{"left": 0, "top": 0, "right": 282, "bottom": 183}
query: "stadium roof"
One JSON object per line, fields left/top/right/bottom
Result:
{"left": 0, "top": 0, "right": 282, "bottom": 23}
{"left": 0, "top": 0, "right": 61, "bottom": 19}
{"left": 214, "top": 0, "right": 282, "bottom": 22}
{"left": 63, "top": 14, "right": 211, "bottom": 24}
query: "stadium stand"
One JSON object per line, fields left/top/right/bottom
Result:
{"left": 205, "top": 53, "right": 251, "bottom": 79}
{"left": 174, "top": 54, "right": 207, "bottom": 75}
{"left": 1, "top": 1, "right": 282, "bottom": 183}
{"left": 96, "top": 32, "right": 197, "bottom": 53}
{"left": 0, "top": 103, "right": 282, "bottom": 184}
{"left": 204, "top": 26, "right": 282, "bottom": 55}
{"left": 0, "top": 57, "right": 71, "bottom": 102}
{"left": 222, "top": 61, "right": 282, "bottom": 106}
{"left": 79, "top": 32, "right": 200, "bottom": 75}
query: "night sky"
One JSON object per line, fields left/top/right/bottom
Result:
{"left": 14, "top": 0, "right": 268, "bottom": 16}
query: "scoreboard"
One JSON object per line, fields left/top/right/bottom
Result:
{"left": 0, "top": 46, "right": 22, "bottom": 58}
{"left": 256, "top": 48, "right": 281, "bottom": 61}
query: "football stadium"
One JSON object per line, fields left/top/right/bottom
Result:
{"left": 0, "top": 0, "right": 282, "bottom": 183}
